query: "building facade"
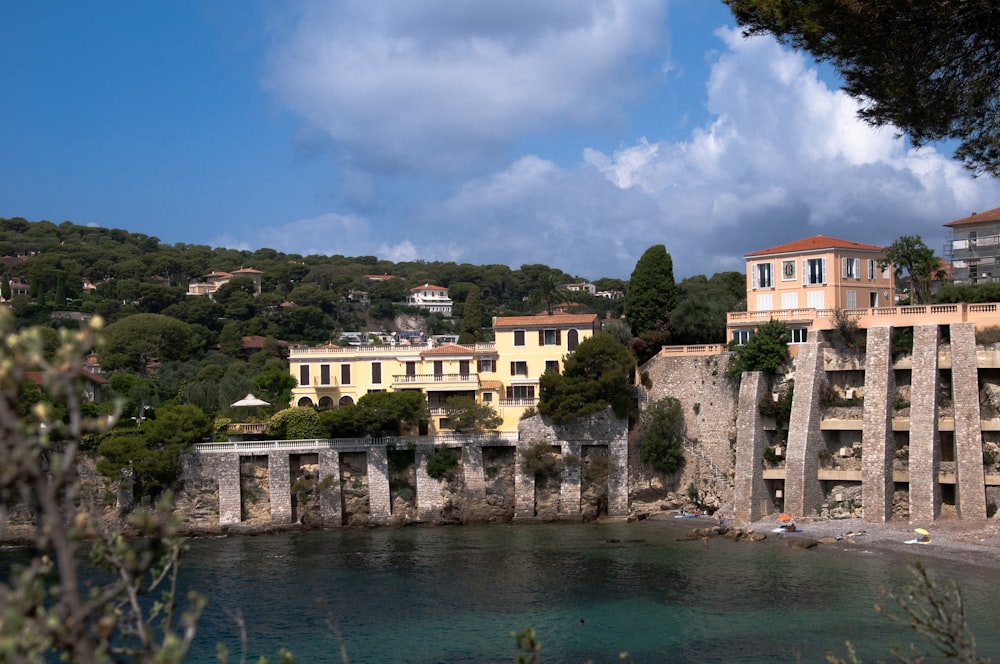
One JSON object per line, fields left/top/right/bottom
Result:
{"left": 288, "top": 313, "right": 599, "bottom": 435}
{"left": 405, "top": 283, "right": 453, "bottom": 315}
{"left": 728, "top": 235, "right": 894, "bottom": 343}
{"left": 945, "top": 205, "right": 1000, "bottom": 285}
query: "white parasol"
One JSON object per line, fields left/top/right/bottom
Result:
{"left": 230, "top": 393, "right": 270, "bottom": 408}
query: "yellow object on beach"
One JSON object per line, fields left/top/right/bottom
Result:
{"left": 914, "top": 528, "right": 930, "bottom": 536}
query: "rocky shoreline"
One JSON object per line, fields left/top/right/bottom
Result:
{"left": 641, "top": 511, "right": 1000, "bottom": 572}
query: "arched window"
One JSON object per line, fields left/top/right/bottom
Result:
{"left": 339, "top": 395, "right": 355, "bottom": 406}
{"left": 567, "top": 329, "right": 580, "bottom": 351}
{"left": 318, "top": 396, "right": 334, "bottom": 409}
{"left": 297, "top": 397, "right": 314, "bottom": 407}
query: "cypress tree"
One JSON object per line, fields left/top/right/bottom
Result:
{"left": 458, "top": 285, "right": 484, "bottom": 344}
{"left": 623, "top": 244, "right": 676, "bottom": 337}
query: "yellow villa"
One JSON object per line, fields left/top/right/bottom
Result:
{"left": 287, "top": 312, "right": 600, "bottom": 436}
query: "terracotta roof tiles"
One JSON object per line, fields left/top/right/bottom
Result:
{"left": 494, "top": 313, "right": 597, "bottom": 328}
{"left": 943, "top": 206, "right": 1000, "bottom": 227}
{"left": 745, "top": 235, "right": 884, "bottom": 258}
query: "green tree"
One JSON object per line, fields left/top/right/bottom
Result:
{"left": 725, "top": 319, "right": 790, "bottom": 381}
{"left": 880, "top": 235, "right": 946, "bottom": 305}
{"left": 357, "top": 390, "right": 429, "bottom": 436}
{"left": 624, "top": 244, "right": 676, "bottom": 337}
{"left": 458, "top": 284, "right": 485, "bottom": 343}
{"left": 725, "top": 1, "right": 1000, "bottom": 176}
{"left": 268, "top": 406, "right": 324, "bottom": 440}
{"left": 442, "top": 396, "right": 503, "bottom": 433}
{"left": 538, "top": 334, "right": 635, "bottom": 424}
{"left": 639, "top": 397, "right": 686, "bottom": 474}
{"left": 252, "top": 367, "right": 297, "bottom": 410}
{"left": 531, "top": 271, "right": 569, "bottom": 315}
{"left": 100, "top": 313, "right": 198, "bottom": 377}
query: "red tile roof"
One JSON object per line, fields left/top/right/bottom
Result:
{"left": 943, "top": 206, "right": 1000, "bottom": 227}
{"left": 480, "top": 380, "right": 504, "bottom": 389}
{"left": 411, "top": 283, "right": 447, "bottom": 291}
{"left": 745, "top": 235, "right": 884, "bottom": 257}
{"left": 421, "top": 343, "right": 475, "bottom": 356}
{"left": 494, "top": 313, "right": 597, "bottom": 328}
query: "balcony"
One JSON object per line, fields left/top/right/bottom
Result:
{"left": 392, "top": 373, "right": 479, "bottom": 389}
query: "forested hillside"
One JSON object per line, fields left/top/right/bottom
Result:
{"left": 0, "top": 216, "right": 745, "bottom": 419}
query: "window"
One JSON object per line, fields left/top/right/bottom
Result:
{"left": 459, "top": 360, "right": 470, "bottom": 375}
{"left": 970, "top": 230, "right": 978, "bottom": 248}
{"left": 320, "top": 364, "right": 330, "bottom": 385}
{"left": 540, "top": 329, "right": 561, "bottom": 345}
{"left": 804, "top": 258, "right": 826, "bottom": 285}
{"left": 545, "top": 360, "right": 559, "bottom": 374}
{"left": 477, "top": 359, "right": 495, "bottom": 373}
{"left": 732, "top": 330, "right": 752, "bottom": 345}
{"left": 506, "top": 385, "right": 535, "bottom": 400}
{"left": 753, "top": 262, "right": 773, "bottom": 289}
{"left": 405, "top": 362, "right": 416, "bottom": 376}
{"left": 511, "top": 361, "right": 528, "bottom": 376}
{"left": 371, "top": 362, "right": 382, "bottom": 384}
{"left": 789, "top": 327, "right": 808, "bottom": 344}
{"left": 843, "top": 257, "right": 860, "bottom": 280}
{"left": 433, "top": 360, "right": 443, "bottom": 377}
{"left": 755, "top": 294, "right": 773, "bottom": 311}
{"left": 781, "top": 260, "right": 796, "bottom": 280}
{"left": 482, "top": 392, "right": 493, "bottom": 402}
{"left": 297, "top": 396, "right": 314, "bottom": 407}
{"left": 340, "top": 364, "right": 351, "bottom": 385}
{"left": 846, "top": 290, "right": 857, "bottom": 309}
{"left": 299, "top": 364, "right": 310, "bottom": 386}
{"left": 868, "top": 259, "right": 876, "bottom": 280}
{"left": 513, "top": 330, "right": 525, "bottom": 346}
{"left": 567, "top": 329, "right": 580, "bottom": 351}
{"left": 781, "top": 292, "right": 798, "bottom": 309}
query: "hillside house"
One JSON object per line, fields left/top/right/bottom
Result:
{"left": 727, "top": 235, "right": 894, "bottom": 344}
{"left": 187, "top": 267, "right": 263, "bottom": 297}
{"left": 405, "top": 283, "right": 453, "bottom": 316}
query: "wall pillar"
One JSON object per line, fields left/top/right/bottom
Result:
{"left": 607, "top": 424, "right": 629, "bottom": 518}
{"left": 217, "top": 453, "right": 242, "bottom": 526}
{"left": 367, "top": 446, "right": 392, "bottom": 524}
{"left": 267, "top": 452, "right": 293, "bottom": 525}
{"left": 908, "top": 325, "right": 941, "bottom": 523}
{"left": 514, "top": 443, "right": 536, "bottom": 521}
{"left": 318, "top": 449, "right": 342, "bottom": 527}
{"left": 861, "top": 326, "right": 895, "bottom": 523}
{"left": 734, "top": 371, "right": 772, "bottom": 522}
{"left": 784, "top": 331, "right": 826, "bottom": 517}
{"left": 415, "top": 445, "right": 444, "bottom": 521}
{"left": 558, "top": 441, "right": 582, "bottom": 520}
{"left": 951, "top": 323, "right": 987, "bottom": 519}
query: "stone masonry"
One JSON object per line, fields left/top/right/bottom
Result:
{"left": 783, "top": 331, "right": 826, "bottom": 517}
{"left": 366, "top": 447, "right": 391, "bottom": 524}
{"left": 861, "top": 326, "right": 895, "bottom": 523}
{"left": 951, "top": 323, "right": 988, "bottom": 519}
{"left": 908, "top": 325, "right": 941, "bottom": 523}
{"left": 733, "top": 370, "right": 773, "bottom": 522}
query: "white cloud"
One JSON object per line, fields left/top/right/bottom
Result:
{"left": 263, "top": 0, "right": 665, "bottom": 173}
{"left": 256, "top": 21, "right": 1000, "bottom": 281}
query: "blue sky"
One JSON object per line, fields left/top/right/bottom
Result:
{"left": 3, "top": 1, "right": 1000, "bottom": 281}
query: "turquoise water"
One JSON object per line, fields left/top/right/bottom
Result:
{"left": 176, "top": 522, "right": 1000, "bottom": 663}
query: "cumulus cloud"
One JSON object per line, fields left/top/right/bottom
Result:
{"left": 257, "top": 19, "right": 1000, "bottom": 281}
{"left": 263, "top": 0, "right": 665, "bottom": 173}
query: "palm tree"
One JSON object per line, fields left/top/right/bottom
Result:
{"left": 532, "top": 272, "right": 570, "bottom": 315}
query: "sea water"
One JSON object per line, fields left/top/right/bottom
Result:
{"left": 173, "top": 522, "right": 1000, "bottom": 663}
